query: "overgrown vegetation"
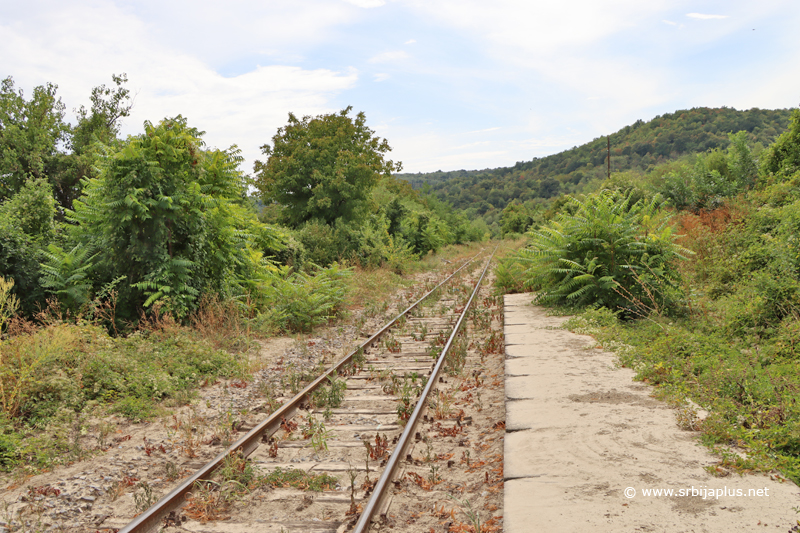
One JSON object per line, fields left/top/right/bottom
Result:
{"left": 0, "top": 304, "right": 244, "bottom": 471}
{"left": 0, "top": 73, "right": 492, "bottom": 478}
{"left": 511, "top": 191, "right": 689, "bottom": 315}
{"left": 499, "top": 108, "right": 800, "bottom": 484}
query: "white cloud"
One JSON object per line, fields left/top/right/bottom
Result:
{"left": 343, "top": 0, "right": 386, "bottom": 7}
{"left": 368, "top": 50, "right": 411, "bottom": 63}
{"left": 403, "top": 1, "right": 673, "bottom": 116}
{"left": 467, "top": 127, "right": 501, "bottom": 133}
{"left": 662, "top": 19, "right": 678, "bottom": 26}
{"left": 0, "top": 0, "right": 358, "bottom": 174}
{"left": 405, "top": 39, "right": 417, "bottom": 44}
{"left": 686, "top": 13, "right": 728, "bottom": 20}
{"left": 374, "top": 73, "right": 391, "bottom": 82}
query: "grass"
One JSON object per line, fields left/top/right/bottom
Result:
{"left": 565, "top": 307, "right": 800, "bottom": 484}
{"left": 261, "top": 467, "right": 338, "bottom": 491}
{"left": 0, "top": 314, "right": 245, "bottom": 474}
{"left": 0, "top": 242, "right": 487, "bottom": 478}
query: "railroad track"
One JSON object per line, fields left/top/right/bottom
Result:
{"left": 120, "top": 248, "right": 497, "bottom": 533}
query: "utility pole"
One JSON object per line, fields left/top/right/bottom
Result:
{"left": 607, "top": 136, "right": 611, "bottom": 179}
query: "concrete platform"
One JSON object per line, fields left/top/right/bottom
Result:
{"left": 502, "top": 293, "right": 799, "bottom": 532}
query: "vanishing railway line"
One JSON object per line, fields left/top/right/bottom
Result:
{"left": 119, "top": 248, "right": 498, "bottom": 533}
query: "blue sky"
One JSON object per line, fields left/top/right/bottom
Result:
{"left": 2, "top": 0, "right": 798, "bottom": 173}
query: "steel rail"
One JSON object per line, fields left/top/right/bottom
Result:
{"left": 119, "top": 249, "right": 484, "bottom": 533}
{"left": 351, "top": 245, "right": 498, "bottom": 533}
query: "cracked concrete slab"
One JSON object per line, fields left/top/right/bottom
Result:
{"left": 503, "top": 292, "right": 799, "bottom": 532}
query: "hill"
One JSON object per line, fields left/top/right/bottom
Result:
{"left": 397, "top": 107, "right": 792, "bottom": 225}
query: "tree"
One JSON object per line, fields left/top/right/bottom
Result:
{"left": 69, "top": 116, "right": 279, "bottom": 319}
{"left": 0, "top": 74, "right": 131, "bottom": 211}
{"left": 761, "top": 108, "right": 800, "bottom": 179}
{"left": 52, "top": 73, "right": 132, "bottom": 211}
{"left": 254, "top": 106, "right": 401, "bottom": 227}
{"left": 500, "top": 201, "right": 533, "bottom": 236}
{"left": 0, "top": 77, "right": 68, "bottom": 201}
{"left": 0, "top": 177, "right": 56, "bottom": 314}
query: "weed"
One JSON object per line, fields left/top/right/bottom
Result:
{"left": 431, "top": 389, "right": 453, "bottom": 420}
{"left": 311, "top": 376, "right": 347, "bottom": 409}
{"left": 428, "top": 464, "right": 442, "bottom": 485}
{"left": 169, "top": 411, "right": 206, "bottom": 458}
{"left": 285, "top": 364, "right": 314, "bottom": 394}
{"left": 303, "top": 416, "right": 332, "bottom": 453}
{"left": 397, "top": 390, "right": 414, "bottom": 424}
{"left": 134, "top": 481, "right": 158, "bottom": 513}
{"left": 478, "top": 331, "right": 504, "bottom": 360}
{"left": 97, "top": 421, "right": 116, "bottom": 449}
{"left": 347, "top": 465, "right": 359, "bottom": 515}
{"left": 107, "top": 475, "right": 138, "bottom": 501}
{"left": 383, "top": 334, "right": 401, "bottom": 353}
{"left": 184, "top": 480, "right": 231, "bottom": 523}
{"left": 261, "top": 264, "right": 352, "bottom": 333}
{"left": 445, "top": 331, "right": 468, "bottom": 376}
{"left": 448, "top": 495, "right": 482, "bottom": 533}
{"left": 675, "top": 404, "right": 701, "bottom": 431}
{"left": 164, "top": 461, "right": 182, "bottom": 481}
{"left": 190, "top": 295, "right": 254, "bottom": 353}
{"left": 279, "top": 417, "right": 298, "bottom": 438}
{"left": 218, "top": 450, "right": 258, "bottom": 489}
{"left": 364, "top": 433, "right": 389, "bottom": 461}
{"left": 261, "top": 467, "right": 338, "bottom": 491}
{"left": 0, "top": 276, "right": 20, "bottom": 333}
{"left": 351, "top": 346, "right": 366, "bottom": 373}
{"left": 422, "top": 437, "right": 435, "bottom": 462}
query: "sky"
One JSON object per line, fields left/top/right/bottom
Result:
{"left": 1, "top": 0, "right": 799, "bottom": 174}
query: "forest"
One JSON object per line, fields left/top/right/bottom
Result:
{"left": 398, "top": 107, "right": 792, "bottom": 235}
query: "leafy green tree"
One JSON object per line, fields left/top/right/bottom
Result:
{"left": 500, "top": 201, "right": 533, "bottom": 236}
{"left": 0, "top": 77, "right": 68, "bottom": 201}
{"left": 70, "top": 116, "right": 279, "bottom": 319}
{"left": 254, "top": 106, "right": 401, "bottom": 227}
{"left": 0, "top": 178, "right": 56, "bottom": 314}
{"left": 39, "top": 244, "right": 97, "bottom": 314}
{"left": 727, "top": 131, "right": 758, "bottom": 188}
{"left": 761, "top": 108, "right": 800, "bottom": 179}
{"left": 51, "top": 74, "right": 132, "bottom": 211}
{"left": 0, "top": 74, "right": 131, "bottom": 212}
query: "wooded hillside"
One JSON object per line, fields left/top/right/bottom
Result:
{"left": 398, "top": 107, "right": 792, "bottom": 228}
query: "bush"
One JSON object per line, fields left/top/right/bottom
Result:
{"left": 0, "top": 321, "right": 244, "bottom": 426}
{"left": 519, "top": 190, "right": 689, "bottom": 316}
{"left": 260, "top": 263, "right": 352, "bottom": 332}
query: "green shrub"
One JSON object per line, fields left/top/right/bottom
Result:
{"left": 260, "top": 263, "right": 352, "bottom": 332}
{"left": 493, "top": 252, "right": 528, "bottom": 294}
{"left": 519, "top": 190, "right": 689, "bottom": 316}
{"left": 111, "top": 396, "right": 158, "bottom": 422}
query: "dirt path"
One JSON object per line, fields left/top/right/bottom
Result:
{"left": 503, "top": 293, "right": 800, "bottom": 532}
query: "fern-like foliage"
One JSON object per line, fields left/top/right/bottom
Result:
{"left": 66, "top": 116, "right": 287, "bottom": 321}
{"left": 519, "top": 190, "right": 690, "bottom": 315}
{"left": 39, "top": 244, "right": 98, "bottom": 313}
{"left": 262, "top": 263, "right": 352, "bottom": 333}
